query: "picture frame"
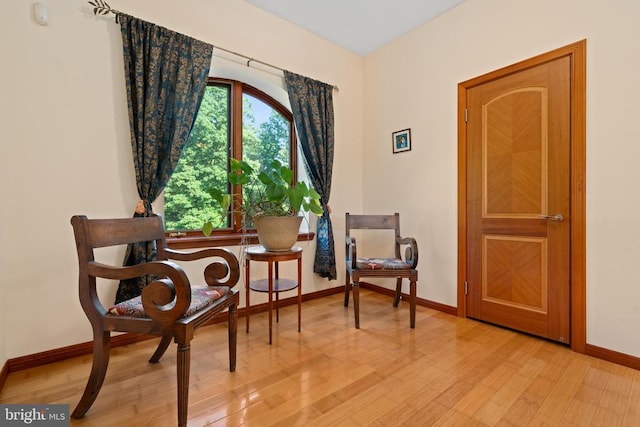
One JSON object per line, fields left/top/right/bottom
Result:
{"left": 392, "top": 128, "right": 411, "bottom": 154}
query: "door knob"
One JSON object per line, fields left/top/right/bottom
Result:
{"left": 538, "top": 213, "right": 564, "bottom": 222}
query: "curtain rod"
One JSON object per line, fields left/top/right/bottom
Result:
{"left": 89, "top": 0, "right": 339, "bottom": 92}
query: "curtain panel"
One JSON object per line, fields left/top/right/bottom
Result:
{"left": 284, "top": 71, "right": 337, "bottom": 280}
{"left": 115, "top": 14, "right": 212, "bottom": 303}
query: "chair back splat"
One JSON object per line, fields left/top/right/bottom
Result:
{"left": 344, "top": 212, "right": 418, "bottom": 329}
{"left": 70, "top": 215, "right": 240, "bottom": 427}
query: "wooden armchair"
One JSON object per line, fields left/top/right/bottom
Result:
{"left": 345, "top": 213, "right": 418, "bottom": 329}
{"left": 70, "top": 215, "right": 240, "bottom": 427}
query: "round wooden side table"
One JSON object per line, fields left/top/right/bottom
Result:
{"left": 244, "top": 245, "right": 302, "bottom": 344}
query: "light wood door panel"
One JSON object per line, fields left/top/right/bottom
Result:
{"left": 483, "top": 235, "right": 547, "bottom": 313}
{"left": 466, "top": 56, "right": 571, "bottom": 343}
{"left": 484, "top": 88, "right": 546, "bottom": 217}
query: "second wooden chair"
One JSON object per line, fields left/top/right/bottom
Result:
{"left": 345, "top": 212, "right": 419, "bottom": 329}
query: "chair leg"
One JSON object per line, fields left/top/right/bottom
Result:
{"left": 410, "top": 280, "right": 417, "bottom": 328}
{"left": 353, "top": 281, "right": 360, "bottom": 329}
{"left": 228, "top": 304, "right": 237, "bottom": 372}
{"left": 72, "top": 330, "right": 110, "bottom": 419}
{"left": 344, "top": 272, "right": 351, "bottom": 307}
{"left": 149, "top": 336, "right": 172, "bottom": 363}
{"left": 393, "top": 278, "right": 402, "bottom": 307}
{"left": 176, "top": 343, "right": 190, "bottom": 427}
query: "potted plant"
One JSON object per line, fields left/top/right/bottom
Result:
{"left": 203, "top": 158, "right": 323, "bottom": 251}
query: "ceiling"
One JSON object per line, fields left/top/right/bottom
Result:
{"left": 245, "top": 0, "right": 466, "bottom": 56}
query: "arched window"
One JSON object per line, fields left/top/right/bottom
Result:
{"left": 163, "top": 78, "right": 298, "bottom": 246}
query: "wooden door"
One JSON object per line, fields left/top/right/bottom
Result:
{"left": 465, "top": 56, "right": 571, "bottom": 343}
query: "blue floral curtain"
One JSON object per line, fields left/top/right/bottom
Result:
{"left": 115, "top": 14, "right": 212, "bottom": 303}
{"left": 284, "top": 71, "right": 336, "bottom": 280}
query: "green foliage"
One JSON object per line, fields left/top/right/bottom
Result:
{"left": 164, "top": 84, "right": 322, "bottom": 235}
{"left": 204, "top": 159, "right": 323, "bottom": 236}
{"left": 164, "top": 85, "right": 229, "bottom": 230}
{"left": 256, "top": 114, "right": 290, "bottom": 165}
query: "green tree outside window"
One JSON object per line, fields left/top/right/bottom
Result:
{"left": 164, "top": 81, "right": 294, "bottom": 232}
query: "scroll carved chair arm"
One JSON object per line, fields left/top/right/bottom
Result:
{"left": 163, "top": 247, "right": 240, "bottom": 288}
{"left": 345, "top": 235, "right": 357, "bottom": 270}
{"left": 397, "top": 236, "right": 419, "bottom": 269}
{"left": 88, "top": 260, "right": 192, "bottom": 325}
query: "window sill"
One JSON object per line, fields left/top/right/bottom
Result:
{"left": 167, "top": 231, "right": 315, "bottom": 250}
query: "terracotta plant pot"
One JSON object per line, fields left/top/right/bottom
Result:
{"left": 253, "top": 215, "right": 303, "bottom": 251}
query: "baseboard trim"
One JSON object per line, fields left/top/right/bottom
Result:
{"left": 0, "top": 360, "right": 8, "bottom": 393}
{"left": 6, "top": 333, "right": 157, "bottom": 374}
{"left": 585, "top": 343, "right": 640, "bottom": 370}
{"left": 244, "top": 286, "right": 343, "bottom": 315}
{"left": 359, "top": 282, "right": 458, "bottom": 315}
{"left": 4, "top": 285, "right": 637, "bottom": 395}
{"left": 0, "top": 286, "right": 345, "bottom": 381}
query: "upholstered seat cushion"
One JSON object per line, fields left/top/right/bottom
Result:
{"left": 108, "top": 286, "right": 229, "bottom": 318}
{"left": 356, "top": 257, "right": 411, "bottom": 270}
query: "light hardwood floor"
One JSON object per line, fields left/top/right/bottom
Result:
{"left": 1, "top": 290, "right": 639, "bottom": 426}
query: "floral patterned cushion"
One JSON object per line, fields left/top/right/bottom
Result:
{"left": 108, "top": 286, "right": 229, "bottom": 318}
{"left": 356, "top": 257, "right": 412, "bottom": 270}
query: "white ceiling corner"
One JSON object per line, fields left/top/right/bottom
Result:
{"left": 245, "top": 0, "right": 466, "bottom": 56}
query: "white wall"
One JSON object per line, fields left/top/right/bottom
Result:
{"left": 0, "top": 0, "right": 363, "bottom": 359}
{"left": 0, "top": 278, "right": 5, "bottom": 369}
{"left": 363, "top": 0, "right": 640, "bottom": 357}
{"left": 0, "top": 195, "right": 5, "bottom": 368}
{"left": 4, "top": 0, "right": 639, "bottom": 364}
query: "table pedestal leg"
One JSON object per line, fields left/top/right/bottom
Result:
{"left": 268, "top": 261, "right": 273, "bottom": 345}
{"left": 245, "top": 257, "right": 250, "bottom": 333}
{"left": 244, "top": 246, "right": 303, "bottom": 344}
{"left": 298, "top": 257, "right": 302, "bottom": 332}
{"left": 275, "top": 262, "right": 280, "bottom": 323}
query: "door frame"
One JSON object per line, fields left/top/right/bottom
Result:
{"left": 457, "top": 40, "right": 587, "bottom": 353}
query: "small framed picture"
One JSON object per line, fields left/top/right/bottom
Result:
{"left": 392, "top": 128, "right": 411, "bottom": 154}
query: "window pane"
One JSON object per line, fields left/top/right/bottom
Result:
{"left": 242, "top": 93, "right": 290, "bottom": 171}
{"left": 241, "top": 93, "right": 292, "bottom": 228}
{"left": 164, "top": 84, "right": 230, "bottom": 231}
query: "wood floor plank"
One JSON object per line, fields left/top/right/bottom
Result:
{"left": 1, "top": 290, "right": 637, "bottom": 426}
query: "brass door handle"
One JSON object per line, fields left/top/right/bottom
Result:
{"left": 538, "top": 213, "right": 564, "bottom": 222}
